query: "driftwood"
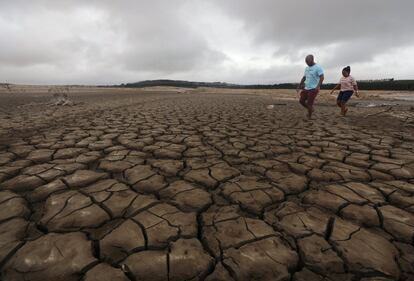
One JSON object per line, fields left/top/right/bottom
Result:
{"left": 365, "top": 106, "right": 392, "bottom": 117}
{"left": 49, "top": 86, "right": 74, "bottom": 106}
{"left": 267, "top": 103, "right": 287, "bottom": 109}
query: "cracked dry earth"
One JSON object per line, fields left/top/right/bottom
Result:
{"left": 0, "top": 89, "right": 414, "bottom": 281}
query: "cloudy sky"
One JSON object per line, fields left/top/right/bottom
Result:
{"left": 1, "top": 0, "right": 414, "bottom": 85}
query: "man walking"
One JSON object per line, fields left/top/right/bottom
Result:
{"left": 297, "top": 55, "right": 324, "bottom": 119}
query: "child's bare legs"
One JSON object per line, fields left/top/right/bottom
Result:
{"left": 336, "top": 100, "right": 342, "bottom": 115}
{"left": 340, "top": 101, "right": 348, "bottom": 116}
{"left": 337, "top": 91, "right": 353, "bottom": 116}
{"left": 336, "top": 100, "right": 342, "bottom": 108}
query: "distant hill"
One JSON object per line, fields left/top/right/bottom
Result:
{"left": 119, "top": 79, "right": 414, "bottom": 91}
{"left": 119, "top": 80, "right": 237, "bottom": 89}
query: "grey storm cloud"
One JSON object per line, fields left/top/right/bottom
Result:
{"left": 0, "top": 0, "right": 413, "bottom": 84}
{"left": 216, "top": 0, "right": 414, "bottom": 66}
{"left": 217, "top": 1, "right": 414, "bottom": 46}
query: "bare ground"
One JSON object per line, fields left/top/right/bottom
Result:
{"left": 0, "top": 86, "right": 414, "bottom": 281}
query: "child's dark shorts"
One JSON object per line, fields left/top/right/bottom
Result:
{"left": 337, "top": 90, "right": 354, "bottom": 102}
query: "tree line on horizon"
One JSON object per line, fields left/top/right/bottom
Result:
{"left": 119, "top": 79, "right": 414, "bottom": 91}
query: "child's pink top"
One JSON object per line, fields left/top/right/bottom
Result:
{"left": 340, "top": 75, "right": 357, "bottom": 91}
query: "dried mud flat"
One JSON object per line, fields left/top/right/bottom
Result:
{"left": 0, "top": 87, "right": 414, "bottom": 281}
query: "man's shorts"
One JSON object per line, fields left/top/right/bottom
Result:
{"left": 337, "top": 91, "right": 354, "bottom": 102}
{"left": 300, "top": 89, "right": 319, "bottom": 107}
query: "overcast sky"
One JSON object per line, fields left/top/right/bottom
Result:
{"left": 1, "top": 0, "right": 414, "bottom": 85}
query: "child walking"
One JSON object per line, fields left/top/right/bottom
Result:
{"left": 330, "top": 66, "right": 359, "bottom": 116}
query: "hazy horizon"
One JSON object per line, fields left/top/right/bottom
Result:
{"left": 1, "top": 0, "right": 414, "bottom": 85}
